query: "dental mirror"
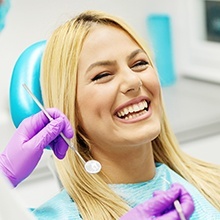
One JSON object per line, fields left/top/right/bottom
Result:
{"left": 22, "top": 83, "right": 102, "bottom": 174}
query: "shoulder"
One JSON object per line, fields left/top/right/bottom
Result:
{"left": 32, "top": 189, "right": 82, "bottom": 220}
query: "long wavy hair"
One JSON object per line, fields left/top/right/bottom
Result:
{"left": 41, "top": 10, "right": 220, "bottom": 219}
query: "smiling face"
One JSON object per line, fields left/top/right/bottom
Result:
{"left": 77, "top": 24, "right": 162, "bottom": 158}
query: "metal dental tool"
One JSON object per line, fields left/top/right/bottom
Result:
{"left": 161, "top": 177, "right": 186, "bottom": 220}
{"left": 22, "top": 84, "right": 102, "bottom": 174}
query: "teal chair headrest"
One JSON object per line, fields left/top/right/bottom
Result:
{"left": 10, "top": 40, "right": 46, "bottom": 127}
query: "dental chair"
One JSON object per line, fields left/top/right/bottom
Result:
{"left": 9, "top": 41, "right": 63, "bottom": 190}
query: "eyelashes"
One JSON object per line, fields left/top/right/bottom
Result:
{"left": 132, "top": 60, "right": 149, "bottom": 69}
{"left": 92, "top": 72, "right": 111, "bottom": 81}
{"left": 91, "top": 60, "right": 149, "bottom": 82}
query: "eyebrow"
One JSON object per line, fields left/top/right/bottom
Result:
{"left": 85, "top": 49, "right": 146, "bottom": 74}
{"left": 86, "top": 60, "right": 117, "bottom": 74}
{"left": 127, "top": 49, "right": 146, "bottom": 61}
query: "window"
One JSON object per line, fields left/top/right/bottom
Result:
{"left": 205, "top": 0, "right": 220, "bottom": 42}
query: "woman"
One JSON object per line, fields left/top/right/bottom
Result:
{"left": 0, "top": 6, "right": 192, "bottom": 218}
{"left": 33, "top": 10, "right": 219, "bottom": 219}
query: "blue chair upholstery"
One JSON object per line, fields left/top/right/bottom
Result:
{"left": 0, "top": 0, "right": 10, "bottom": 32}
{"left": 9, "top": 41, "right": 63, "bottom": 188}
{"left": 10, "top": 40, "right": 46, "bottom": 128}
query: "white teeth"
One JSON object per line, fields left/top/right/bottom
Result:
{"left": 133, "top": 104, "right": 139, "bottom": 112}
{"left": 124, "top": 111, "right": 146, "bottom": 120}
{"left": 128, "top": 105, "right": 133, "bottom": 113}
{"left": 124, "top": 107, "right": 129, "bottom": 115}
{"left": 117, "top": 100, "right": 148, "bottom": 118}
{"left": 138, "top": 102, "right": 144, "bottom": 109}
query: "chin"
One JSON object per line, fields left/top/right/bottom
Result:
{"left": 143, "top": 124, "right": 161, "bottom": 143}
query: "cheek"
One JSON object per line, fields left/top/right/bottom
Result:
{"left": 142, "top": 69, "right": 162, "bottom": 116}
{"left": 152, "top": 78, "right": 161, "bottom": 98}
{"left": 142, "top": 69, "right": 161, "bottom": 97}
{"left": 77, "top": 93, "right": 95, "bottom": 125}
{"left": 76, "top": 92, "right": 113, "bottom": 142}
{"left": 77, "top": 86, "right": 113, "bottom": 126}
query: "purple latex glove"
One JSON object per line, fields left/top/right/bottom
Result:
{"left": 0, "top": 108, "right": 73, "bottom": 187}
{"left": 120, "top": 183, "right": 195, "bottom": 220}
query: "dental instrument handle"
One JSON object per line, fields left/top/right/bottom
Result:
{"left": 59, "top": 133, "right": 85, "bottom": 163}
{"left": 161, "top": 177, "right": 186, "bottom": 220}
{"left": 22, "top": 84, "right": 85, "bottom": 163}
{"left": 22, "top": 84, "right": 102, "bottom": 174}
{"left": 174, "top": 200, "right": 186, "bottom": 220}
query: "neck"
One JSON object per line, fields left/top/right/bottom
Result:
{"left": 95, "top": 143, "right": 155, "bottom": 184}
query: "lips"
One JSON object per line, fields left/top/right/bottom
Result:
{"left": 116, "top": 100, "right": 149, "bottom": 120}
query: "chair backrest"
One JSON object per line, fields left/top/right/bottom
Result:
{"left": 10, "top": 40, "right": 46, "bottom": 128}
{"left": 9, "top": 41, "right": 63, "bottom": 190}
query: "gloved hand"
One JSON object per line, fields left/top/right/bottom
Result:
{"left": 0, "top": 108, "right": 73, "bottom": 187}
{"left": 120, "top": 183, "right": 195, "bottom": 220}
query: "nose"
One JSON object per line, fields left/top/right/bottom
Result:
{"left": 120, "top": 69, "right": 142, "bottom": 95}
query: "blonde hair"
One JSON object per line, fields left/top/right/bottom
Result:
{"left": 41, "top": 10, "right": 220, "bottom": 219}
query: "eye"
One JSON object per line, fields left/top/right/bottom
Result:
{"left": 91, "top": 72, "right": 112, "bottom": 82}
{"left": 132, "top": 60, "right": 149, "bottom": 71}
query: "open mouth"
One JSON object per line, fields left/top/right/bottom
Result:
{"left": 116, "top": 100, "right": 149, "bottom": 120}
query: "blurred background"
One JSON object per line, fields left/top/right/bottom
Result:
{"left": 0, "top": 0, "right": 220, "bottom": 209}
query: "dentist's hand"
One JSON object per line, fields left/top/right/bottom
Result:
{"left": 120, "top": 183, "right": 195, "bottom": 220}
{"left": 0, "top": 108, "right": 73, "bottom": 187}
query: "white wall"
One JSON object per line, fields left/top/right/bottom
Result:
{"left": 183, "top": 0, "right": 220, "bottom": 83}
